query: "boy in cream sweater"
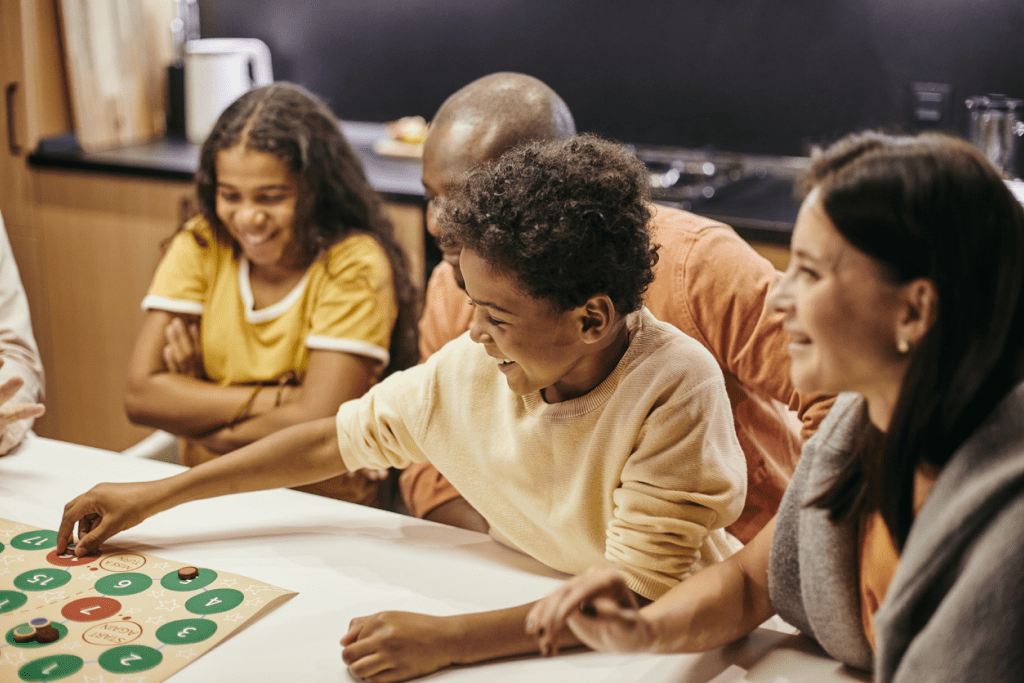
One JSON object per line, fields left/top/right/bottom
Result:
{"left": 58, "top": 135, "right": 745, "bottom": 682}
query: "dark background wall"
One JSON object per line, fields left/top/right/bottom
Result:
{"left": 199, "top": 0, "right": 1024, "bottom": 156}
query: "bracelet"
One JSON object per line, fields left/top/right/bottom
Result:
{"left": 229, "top": 384, "right": 263, "bottom": 427}
{"left": 274, "top": 369, "right": 298, "bottom": 407}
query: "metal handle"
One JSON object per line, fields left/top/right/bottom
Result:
{"left": 5, "top": 82, "right": 22, "bottom": 156}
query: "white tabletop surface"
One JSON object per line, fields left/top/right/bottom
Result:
{"left": 0, "top": 436, "right": 870, "bottom": 682}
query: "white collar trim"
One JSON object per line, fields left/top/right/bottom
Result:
{"left": 238, "top": 258, "right": 311, "bottom": 324}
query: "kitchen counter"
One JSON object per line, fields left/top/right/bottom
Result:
{"left": 28, "top": 123, "right": 803, "bottom": 243}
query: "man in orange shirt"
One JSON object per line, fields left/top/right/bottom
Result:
{"left": 403, "top": 72, "right": 833, "bottom": 542}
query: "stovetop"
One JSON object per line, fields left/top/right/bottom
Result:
{"left": 634, "top": 145, "right": 807, "bottom": 242}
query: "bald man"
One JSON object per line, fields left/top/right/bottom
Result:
{"left": 403, "top": 72, "right": 833, "bottom": 543}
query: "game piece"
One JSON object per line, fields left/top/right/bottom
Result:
{"left": 0, "top": 518, "right": 296, "bottom": 682}
{"left": 178, "top": 566, "right": 199, "bottom": 580}
{"left": 34, "top": 625, "right": 60, "bottom": 643}
{"left": 13, "top": 624, "right": 36, "bottom": 643}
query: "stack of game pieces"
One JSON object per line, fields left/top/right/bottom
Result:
{"left": 12, "top": 617, "right": 60, "bottom": 644}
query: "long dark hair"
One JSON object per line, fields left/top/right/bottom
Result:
{"left": 193, "top": 82, "right": 418, "bottom": 374}
{"left": 805, "top": 130, "right": 1024, "bottom": 549}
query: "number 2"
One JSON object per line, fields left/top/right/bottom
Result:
{"left": 120, "top": 653, "right": 141, "bottom": 667}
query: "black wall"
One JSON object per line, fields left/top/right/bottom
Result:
{"left": 200, "top": 1, "right": 1024, "bottom": 156}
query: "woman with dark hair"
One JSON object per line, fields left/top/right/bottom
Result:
{"left": 125, "top": 82, "right": 418, "bottom": 505}
{"left": 527, "top": 130, "right": 1024, "bottom": 682}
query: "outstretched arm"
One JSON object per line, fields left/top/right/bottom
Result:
{"left": 340, "top": 601, "right": 584, "bottom": 683}
{"left": 57, "top": 416, "right": 344, "bottom": 556}
{"left": 526, "top": 516, "right": 776, "bottom": 655}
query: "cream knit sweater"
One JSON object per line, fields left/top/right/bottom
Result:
{"left": 335, "top": 309, "right": 745, "bottom": 599}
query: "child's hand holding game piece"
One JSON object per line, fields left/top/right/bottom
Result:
{"left": 58, "top": 480, "right": 169, "bottom": 556}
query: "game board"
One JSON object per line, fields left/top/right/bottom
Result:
{"left": 0, "top": 518, "right": 296, "bottom": 682}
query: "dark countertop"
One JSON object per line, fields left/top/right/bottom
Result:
{"left": 28, "top": 122, "right": 802, "bottom": 244}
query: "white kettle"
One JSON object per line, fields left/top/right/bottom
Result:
{"left": 185, "top": 38, "right": 274, "bottom": 144}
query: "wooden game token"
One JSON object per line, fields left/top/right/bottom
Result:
{"left": 29, "top": 617, "right": 50, "bottom": 629}
{"left": 34, "top": 625, "right": 60, "bottom": 643}
{"left": 178, "top": 566, "right": 199, "bottom": 581}
{"left": 12, "top": 624, "right": 36, "bottom": 643}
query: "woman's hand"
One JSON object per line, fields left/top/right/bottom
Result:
{"left": 162, "top": 317, "right": 204, "bottom": 378}
{"left": 525, "top": 566, "right": 657, "bottom": 655}
{"left": 341, "top": 611, "right": 458, "bottom": 682}
{"left": 57, "top": 481, "right": 166, "bottom": 556}
{"left": 0, "top": 373, "right": 45, "bottom": 435}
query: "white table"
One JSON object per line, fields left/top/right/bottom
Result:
{"left": 0, "top": 437, "right": 869, "bottom": 682}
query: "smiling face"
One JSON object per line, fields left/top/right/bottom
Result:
{"left": 460, "top": 248, "right": 605, "bottom": 403}
{"left": 215, "top": 144, "right": 302, "bottom": 273}
{"left": 769, "top": 189, "right": 912, "bottom": 405}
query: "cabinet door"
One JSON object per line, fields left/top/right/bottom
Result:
{"left": 32, "top": 169, "right": 194, "bottom": 450}
{"left": 0, "top": 0, "right": 70, "bottom": 226}
{"left": 382, "top": 200, "right": 425, "bottom": 299}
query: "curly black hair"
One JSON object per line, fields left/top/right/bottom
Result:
{"left": 440, "top": 134, "right": 657, "bottom": 313}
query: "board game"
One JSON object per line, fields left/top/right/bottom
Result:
{"left": 0, "top": 518, "right": 297, "bottom": 682}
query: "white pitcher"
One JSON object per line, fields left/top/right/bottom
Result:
{"left": 185, "top": 38, "right": 274, "bottom": 144}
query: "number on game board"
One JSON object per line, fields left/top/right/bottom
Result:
{"left": 206, "top": 597, "right": 221, "bottom": 606}
{"left": 178, "top": 627, "right": 196, "bottom": 637}
{"left": 120, "top": 653, "right": 142, "bottom": 666}
{"left": 22, "top": 535, "right": 50, "bottom": 546}
{"left": 28, "top": 574, "right": 53, "bottom": 585}
{"left": 43, "top": 663, "right": 58, "bottom": 674}
{"left": 115, "top": 579, "right": 132, "bottom": 588}
{"left": 81, "top": 606, "right": 99, "bottom": 615}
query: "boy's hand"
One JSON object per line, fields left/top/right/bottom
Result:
{"left": 57, "top": 481, "right": 164, "bottom": 557}
{"left": 525, "top": 566, "right": 654, "bottom": 655}
{"left": 340, "top": 611, "right": 457, "bottom": 682}
{"left": 162, "top": 317, "right": 204, "bottom": 378}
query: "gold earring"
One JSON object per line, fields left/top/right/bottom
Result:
{"left": 897, "top": 339, "right": 910, "bottom": 354}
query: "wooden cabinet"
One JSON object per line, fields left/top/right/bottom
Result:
{"left": 749, "top": 241, "right": 791, "bottom": 271}
{"left": 1, "top": 0, "right": 69, "bottom": 225}
{"left": 29, "top": 170, "right": 195, "bottom": 450}
{"left": 1, "top": 0, "right": 192, "bottom": 450}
